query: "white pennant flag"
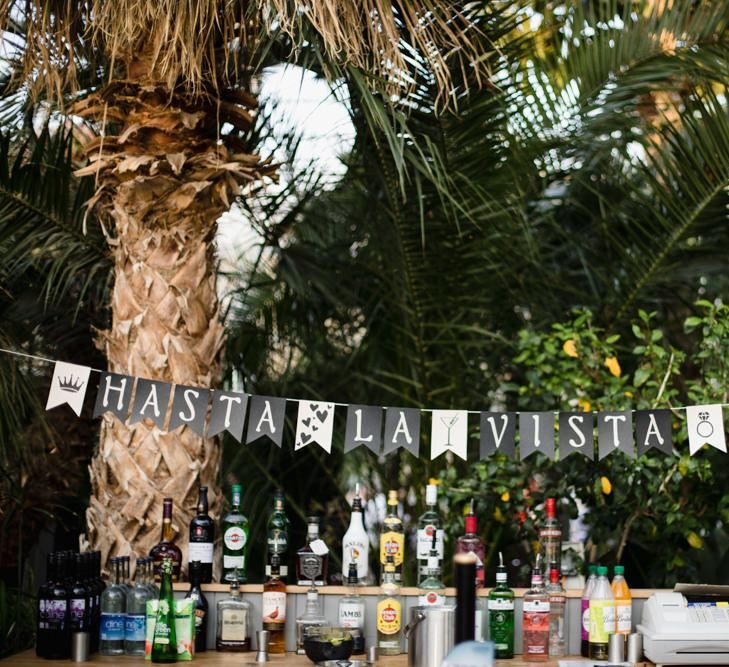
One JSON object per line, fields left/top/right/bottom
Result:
{"left": 431, "top": 410, "right": 468, "bottom": 460}
{"left": 46, "top": 361, "right": 92, "bottom": 417}
{"left": 686, "top": 404, "right": 726, "bottom": 456}
{"left": 294, "top": 401, "right": 335, "bottom": 453}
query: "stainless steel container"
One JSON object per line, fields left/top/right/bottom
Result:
{"left": 71, "top": 632, "right": 89, "bottom": 662}
{"left": 627, "top": 632, "right": 643, "bottom": 663}
{"left": 405, "top": 605, "right": 455, "bottom": 667}
{"left": 608, "top": 633, "right": 625, "bottom": 663}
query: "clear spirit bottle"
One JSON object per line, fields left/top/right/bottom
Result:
{"left": 418, "top": 532, "right": 446, "bottom": 607}
{"left": 216, "top": 574, "right": 251, "bottom": 651}
{"left": 266, "top": 490, "right": 290, "bottom": 578}
{"left": 185, "top": 560, "right": 209, "bottom": 653}
{"left": 488, "top": 552, "right": 514, "bottom": 659}
{"left": 379, "top": 491, "right": 404, "bottom": 584}
{"left": 99, "top": 557, "right": 126, "bottom": 656}
{"left": 339, "top": 562, "right": 366, "bottom": 654}
{"left": 377, "top": 555, "right": 402, "bottom": 655}
{"left": 263, "top": 554, "right": 287, "bottom": 654}
{"left": 222, "top": 483, "right": 250, "bottom": 583}
{"left": 416, "top": 482, "right": 443, "bottom": 585}
{"left": 455, "top": 499, "right": 485, "bottom": 588}
{"left": 124, "top": 557, "right": 151, "bottom": 656}
{"left": 149, "top": 498, "right": 183, "bottom": 581}
{"left": 296, "top": 587, "right": 328, "bottom": 655}
{"left": 189, "top": 485, "right": 214, "bottom": 583}
{"left": 296, "top": 516, "right": 329, "bottom": 586}
{"left": 547, "top": 568, "right": 566, "bottom": 657}
{"left": 539, "top": 497, "right": 562, "bottom": 577}
{"left": 522, "top": 556, "right": 550, "bottom": 662}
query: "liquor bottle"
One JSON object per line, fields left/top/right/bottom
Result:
{"left": 149, "top": 498, "right": 183, "bottom": 582}
{"left": 91, "top": 551, "right": 106, "bottom": 653}
{"left": 189, "top": 485, "right": 214, "bottom": 583}
{"left": 455, "top": 500, "right": 485, "bottom": 587}
{"left": 185, "top": 560, "right": 209, "bottom": 653}
{"left": 263, "top": 554, "right": 287, "bottom": 654}
{"left": 100, "top": 557, "right": 126, "bottom": 656}
{"left": 296, "top": 587, "right": 328, "bottom": 655}
{"left": 266, "top": 490, "right": 290, "bottom": 578}
{"left": 215, "top": 574, "right": 251, "bottom": 651}
{"left": 580, "top": 564, "right": 597, "bottom": 657}
{"left": 36, "top": 552, "right": 71, "bottom": 659}
{"left": 418, "top": 531, "right": 446, "bottom": 607}
{"left": 151, "top": 557, "right": 178, "bottom": 663}
{"left": 222, "top": 484, "right": 250, "bottom": 583}
{"left": 296, "top": 516, "right": 329, "bottom": 586}
{"left": 539, "top": 497, "right": 562, "bottom": 577}
{"left": 125, "top": 557, "right": 151, "bottom": 656}
{"left": 145, "top": 557, "right": 160, "bottom": 598}
{"left": 342, "top": 483, "right": 370, "bottom": 583}
{"left": 547, "top": 568, "right": 566, "bottom": 657}
{"left": 588, "top": 566, "right": 614, "bottom": 660}
{"left": 612, "top": 565, "right": 632, "bottom": 636}
{"left": 36, "top": 553, "right": 53, "bottom": 658}
{"left": 417, "top": 481, "right": 444, "bottom": 585}
{"left": 379, "top": 491, "right": 404, "bottom": 584}
{"left": 339, "top": 563, "right": 366, "bottom": 654}
{"left": 488, "top": 552, "right": 514, "bottom": 659}
{"left": 377, "top": 555, "right": 402, "bottom": 655}
{"left": 522, "top": 556, "right": 550, "bottom": 662}
{"left": 70, "top": 553, "right": 91, "bottom": 638}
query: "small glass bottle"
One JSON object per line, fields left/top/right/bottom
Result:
{"left": 296, "top": 516, "right": 329, "bottom": 586}
{"left": 100, "top": 557, "right": 126, "bottom": 656}
{"left": 418, "top": 531, "right": 446, "bottom": 607}
{"left": 339, "top": 562, "right": 366, "bottom": 654}
{"left": 455, "top": 500, "right": 485, "bottom": 587}
{"left": 296, "top": 587, "right": 328, "bottom": 655}
{"left": 222, "top": 484, "right": 250, "bottom": 583}
{"left": 379, "top": 491, "right": 404, "bottom": 584}
{"left": 216, "top": 573, "right": 251, "bottom": 651}
{"left": 185, "top": 560, "right": 209, "bottom": 653}
{"left": 149, "top": 498, "right": 183, "bottom": 581}
{"left": 488, "top": 552, "right": 514, "bottom": 659}
{"left": 263, "top": 554, "right": 287, "bottom": 654}
{"left": 547, "top": 568, "right": 566, "bottom": 657}
{"left": 266, "top": 490, "right": 290, "bottom": 579}
{"left": 151, "top": 557, "right": 177, "bottom": 664}
{"left": 522, "top": 556, "right": 550, "bottom": 662}
{"left": 189, "top": 485, "right": 215, "bottom": 583}
{"left": 416, "top": 481, "right": 443, "bottom": 585}
{"left": 124, "top": 557, "right": 151, "bottom": 656}
{"left": 377, "top": 555, "right": 402, "bottom": 656}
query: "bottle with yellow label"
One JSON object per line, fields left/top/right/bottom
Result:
{"left": 589, "top": 566, "right": 615, "bottom": 660}
{"left": 379, "top": 490, "right": 404, "bottom": 584}
{"left": 377, "top": 555, "right": 402, "bottom": 655}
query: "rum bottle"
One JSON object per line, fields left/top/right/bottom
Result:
{"left": 296, "top": 516, "right": 329, "bottom": 586}
{"left": 379, "top": 491, "right": 404, "bottom": 584}
{"left": 488, "top": 552, "right": 514, "bottom": 659}
{"left": 455, "top": 499, "right": 485, "bottom": 587}
{"left": 339, "top": 563, "right": 366, "bottom": 654}
{"left": 342, "top": 483, "right": 370, "bottom": 583}
{"left": 149, "top": 498, "right": 182, "bottom": 581}
{"left": 222, "top": 483, "right": 249, "bottom": 583}
{"left": 189, "top": 485, "right": 214, "bottom": 583}
{"left": 263, "top": 554, "right": 287, "bottom": 654}
{"left": 416, "top": 481, "right": 443, "bottom": 585}
{"left": 522, "top": 556, "right": 550, "bottom": 662}
{"left": 377, "top": 555, "right": 402, "bottom": 655}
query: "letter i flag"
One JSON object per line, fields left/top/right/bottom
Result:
{"left": 46, "top": 361, "right": 92, "bottom": 417}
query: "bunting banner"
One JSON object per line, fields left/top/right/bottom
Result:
{"left": 1, "top": 348, "right": 727, "bottom": 461}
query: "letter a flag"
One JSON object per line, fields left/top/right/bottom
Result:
{"left": 295, "top": 401, "right": 335, "bottom": 453}
{"left": 686, "top": 404, "right": 726, "bottom": 456}
{"left": 46, "top": 361, "right": 91, "bottom": 417}
{"left": 431, "top": 410, "right": 468, "bottom": 460}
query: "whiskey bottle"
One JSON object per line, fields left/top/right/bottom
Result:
{"left": 216, "top": 574, "right": 251, "bottom": 651}
{"left": 222, "top": 484, "right": 249, "bottom": 583}
{"left": 149, "top": 498, "right": 182, "bottom": 582}
{"left": 416, "top": 481, "right": 443, "bottom": 585}
{"left": 379, "top": 491, "right": 404, "bottom": 584}
{"left": 263, "top": 554, "right": 287, "bottom": 654}
{"left": 185, "top": 560, "right": 209, "bottom": 653}
{"left": 266, "top": 490, "right": 290, "bottom": 578}
{"left": 296, "top": 516, "right": 329, "bottom": 586}
{"left": 342, "top": 483, "right": 369, "bottom": 583}
{"left": 189, "top": 485, "right": 214, "bottom": 583}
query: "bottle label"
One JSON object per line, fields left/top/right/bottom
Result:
{"left": 419, "top": 591, "right": 445, "bottom": 606}
{"left": 523, "top": 599, "right": 550, "bottom": 613}
{"left": 125, "top": 613, "right": 145, "bottom": 642}
{"left": 100, "top": 612, "right": 125, "bottom": 641}
{"left": 377, "top": 598, "right": 401, "bottom": 635}
{"left": 339, "top": 601, "right": 365, "bottom": 628}
{"left": 267, "top": 529, "right": 288, "bottom": 552}
{"left": 223, "top": 555, "right": 245, "bottom": 569}
{"left": 549, "top": 593, "right": 566, "bottom": 605}
{"left": 581, "top": 598, "right": 590, "bottom": 640}
{"left": 589, "top": 599, "right": 615, "bottom": 643}
{"left": 70, "top": 598, "right": 86, "bottom": 621}
{"left": 488, "top": 598, "right": 514, "bottom": 611}
{"left": 416, "top": 526, "right": 444, "bottom": 559}
{"left": 343, "top": 538, "right": 369, "bottom": 580}
{"left": 221, "top": 608, "right": 248, "bottom": 641}
{"left": 615, "top": 600, "right": 632, "bottom": 634}
{"left": 380, "top": 532, "right": 404, "bottom": 566}
{"left": 188, "top": 541, "right": 214, "bottom": 563}
{"left": 153, "top": 619, "right": 172, "bottom": 645}
{"left": 224, "top": 526, "right": 247, "bottom": 551}
{"left": 299, "top": 554, "right": 323, "bottom": 581}
{"left": 262, "top": 591, "right": 286, "bottom": 623}
{"left": 523, "top": 608, "right": 550, "bottom": 655}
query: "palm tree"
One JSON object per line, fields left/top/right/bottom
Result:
{"left": 0, "top": 2, "right": 487, "bottom": 566}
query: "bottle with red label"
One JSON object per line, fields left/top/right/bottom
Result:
{"left": 455, "top": 499, "right": 485, "bottom": 587}
{"left": 149, "top": 498, "right": 183, "bottom": 582}
{"left": 522, "top": 555, "right": 550, "bottom": 662}
{"left": 539, "top": 498, "right": 562, "bottom": 577}
{"left": 418, "top": 531, "right": 446, "bottom": 607}
{"left": 547, "top": 568, "right": 566, "bottom": 657}
{"left": 416, "top": 481, "right": 444, "bottom": 584}
{"left": 222, "top": 484, "right": 249, "bottom": 583}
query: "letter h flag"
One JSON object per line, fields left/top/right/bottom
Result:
{"left": 93, "top": 371, "right": 134, "bottom": 421}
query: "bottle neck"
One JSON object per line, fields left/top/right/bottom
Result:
{"left": 464, "top": 515, "right": 477, "bottom": 535}
{"left": 197, "top": 488, "right": 209, "bottom": 515}
{"left": 161, "top": 502, "right": 174, "bottom": 542}
{"left": 530, "top": 572, "right": 543, "bottom": 589}
{"left": 306, "top": 527, "right": 319, "bottom": 543}
{"left": 305, "top": 593, "right": 320, "bottom": 613}
{"left": 231, "top": 490, "right": 241, "bottom": 510}
{"left": 349, "top": 508, "right": 364, "bottom": 529}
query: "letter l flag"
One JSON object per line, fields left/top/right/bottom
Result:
{"left": 46, "top": 361, "right": 92, "bottom": 417}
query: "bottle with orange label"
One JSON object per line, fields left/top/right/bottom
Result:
{"left": 379, "top": 491, "right": 404, "bottom": 584}
{"left": 611, "top": 565, "right": 632, "bottom": 636}
{"left": 377, "top": 555, "right": 402, "bottom": 655}
{"left": 262, "top": 554, "right": 287, "bottom": 654}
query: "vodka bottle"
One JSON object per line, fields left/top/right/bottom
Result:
{"left": 416, "top": 482, "right": 443, "bottom": 584}
{"left": 588, "top": 566, "right": 615, "bottom": 660}
{"left": 342, "top": 483, "right": 370, "bottom": 583}
{"left": 100, "top": 557, "right": 126, "bottom": 655}
{"left": 547, "top": 568, "right": 566, "bottom": 657}
{"left": 125, "top": 557, "right": 151, "bottom": 656}
{"left": 539, "top": 498, "right": 562, "bottom": 577}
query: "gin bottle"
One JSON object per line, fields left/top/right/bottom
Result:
{"left": 222, "top": 484, "right": 250, "bottom": 583}
{"left": 455, "top": 500, "right": 485, "bottom": 587}
{"left": 296, "top": 587, "right": 328, "bottom": 654}
{"left": 416, "top": 482, "right": 443, "bottom": 584}
{"left": 100, "top": 557, "right": 126, "bottom": 656}
{"left": 522, "top": 556, "right": 550, "bottom": 662}
{"left": 151, "top": 557, "right": 177, "bottom": 663}
{"left": 124, "top": 557, "right": 151, "bottom": 656}
{"left": 488, "top": 552, "right": 514, "bottom": 659}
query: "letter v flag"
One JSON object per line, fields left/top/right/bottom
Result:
{"left": 295, "top": 401, "right": 335, "bottom": 453}
{"left": 480, "top": 412, "right": 516, "bottom": 459}
{"left": 46, "top": 361, "right": 91, "bottom": 417}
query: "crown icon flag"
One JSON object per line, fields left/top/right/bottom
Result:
{"left": 46, "top": 361, "right": 92, "bottom": 416}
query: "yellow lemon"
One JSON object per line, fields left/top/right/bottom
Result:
{"left": 687, "top": 531, "right": 704, "bottom": 549}
{"left": 501, "top": 491, "right": 510, "bottom": 502}
{"left": 601, "top": 476, "right": 612, "bottom": 495}
{"left": 605, "top": 356, "right": 622, "bottom": 377}
{"left": 578, "top": 399, "right": 591, "bottom": 412}
{"left": 563, "top": 339, "right": 579, "bottom": 358}
{"left": 493, "top": 507, "right": 505, "bottom": 523}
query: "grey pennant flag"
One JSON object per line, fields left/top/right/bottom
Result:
{"left": 168, "top": 384, "right": 209, "bottom": 436}
{"left": 479, "top": 412, "right": 516, "bottom": 459}
{"left": 245, "top": 395, "right": 286, "bottom": 447}
{"left": 129, "top": 379, "right": 172, "bottom": 429}
{"left": 559, "top": 412, "right": 594, "bottom": 460}
{"left": 93, "top": 372, "right": 133, "bottom": 421}
{"left": 208, "top": 391, "right": 248, "bottom": 442}
{"left": 344, "top": 405, "right": 382, "bottom": 453}
{"left": 519, "top": 412, "right": 555, "bottom": 460}
{"left": 598, "top": 411, "right": 634, "bottom": 459}
{"left": 635, "top": 409, "right": 673, "bottom": 456}
{"left": 383, "top": 408, "right": 420, "bottom": 457}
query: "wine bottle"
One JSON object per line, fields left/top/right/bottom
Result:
{"left": 189, "top": 485, "right": 214, "bottom": 583}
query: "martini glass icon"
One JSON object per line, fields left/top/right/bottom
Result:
{"left": 440, "top": 414, "right": 460, "bottom": 448}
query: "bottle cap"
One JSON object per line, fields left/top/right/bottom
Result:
{"left": 614, "top": 565, "right": 624, "bottom": 575}
{"left": 387, "top": 490, "right": 398, "bottom": 506}
{"left": 597, "top": 565, "right": 608, "bottom": 576}
{"left": 347, "top": 562, "right": 359, "bottom": 584}
{"left": 588, "top": 563, "right": 597, "bottom": 575}
{"left": 545, "top": 497, "right": 556, "bottom": 517}
{"left": 465, "top": 514, "right": 477, "bottom": 534}
{"left": 425, "top": 484, "right": 437, "bottom": 506}
{"left": 306, "top": 587, "right": 318, "bottom": 601}
{"left": 549, "top": 568, "right": 560, "bottom": 583}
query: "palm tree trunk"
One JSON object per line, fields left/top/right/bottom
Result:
{"left": 75, "top": 55, "right": 272, "bottom": 571}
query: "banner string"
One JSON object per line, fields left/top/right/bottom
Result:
{"left": 2, "top": 345, "right": 728, "bottom": 415}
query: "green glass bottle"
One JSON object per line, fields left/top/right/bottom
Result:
{"left": 151, "top": 557, "right": 178, "bottom": 663}
{"left": 488, "top": 552, "right": 514, "bottom": 659}
{"left": 222, "top": 484, "right": 250, "bottom": 583}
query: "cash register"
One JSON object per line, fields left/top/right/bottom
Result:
{"left": 638, "top": 585, "right": 729, "bottom": 665}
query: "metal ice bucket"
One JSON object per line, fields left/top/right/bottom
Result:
{"left": 405, "top": 605, "right": 455, "bottom": 667}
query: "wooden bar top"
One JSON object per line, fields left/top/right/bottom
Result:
{"left": 4, "top": 651, "right": 653, "bottom": 666}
